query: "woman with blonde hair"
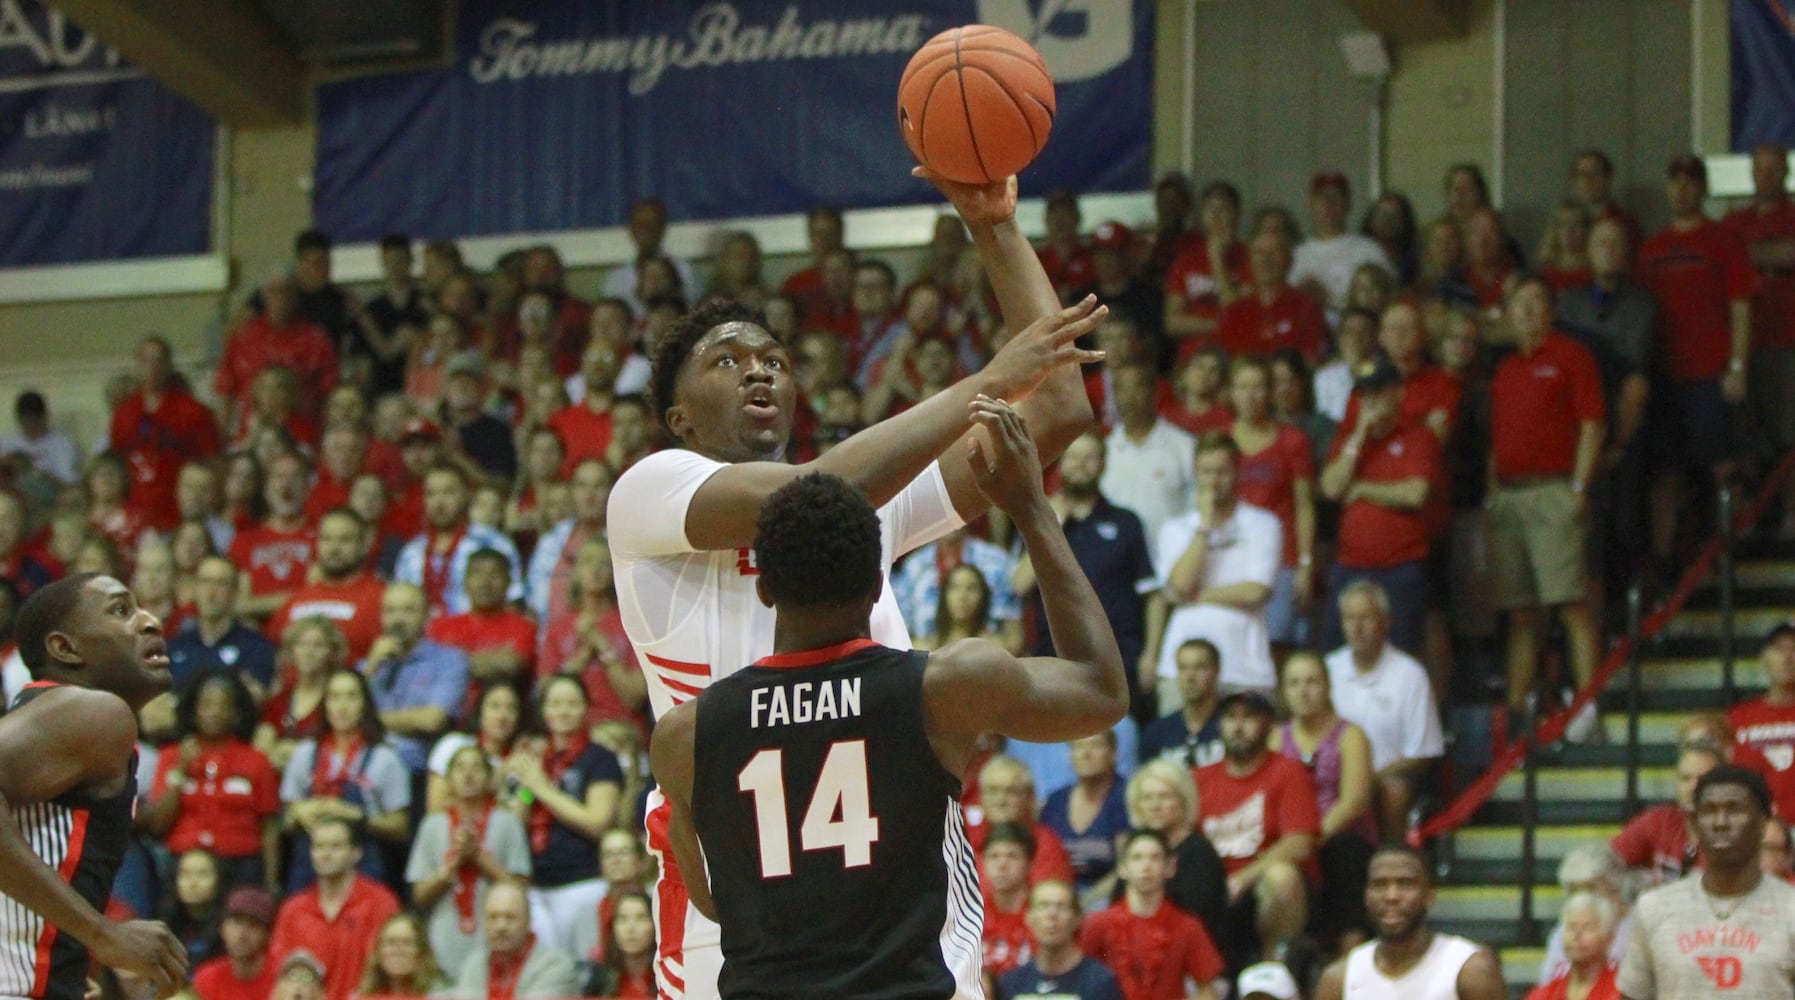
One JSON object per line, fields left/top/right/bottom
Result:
{"left": 256, "top": 617, "right": 346, "bottom": 770}
{"left": 1124, "top": 759, "right": 1226, "bottom": 935}
{"left": 1535, "top": 199, "right": 1594, "bottom": 292}
{"left": 355, "top": 912, "right": 448, "bottom": 998}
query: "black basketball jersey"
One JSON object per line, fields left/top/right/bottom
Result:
{"left": 692, "top": 639, "right": 983, "bottom": 1000}
{"left": 0, "top": 682, "right": 138, "bottom": 1000}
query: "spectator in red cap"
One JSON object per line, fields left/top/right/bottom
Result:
{"left": 1164, "top": 181, "right": 1250, "bottom": 364}
{"left": 192, "top": 886, "right": 279, "bottom": 1000}
{"left": 111, "top": 334, "right": 222, "bottom": 531}
{"left": 1077, "top": 220, "right": 1164, "bottom": 349}
{"left": 1218, "top": 228, "right": 1329, "bottom": 363}
{"left": 1639, "top": 152, "right": 1758, "bottom": 578}
{"left": 1291, "top": 172, "right": 1393, "bottom": 319}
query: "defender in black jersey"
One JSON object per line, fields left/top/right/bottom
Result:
{"left": 0, "top": 574, "right": 187, "bottom": 999}
{"left": 651, "top": 401, "right": 1128, "bottom": 1000}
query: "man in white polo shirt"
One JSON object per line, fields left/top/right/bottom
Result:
{"left": 1325, "top": 579, "right": 1444, "bottom": 841}
{"left": 1147, "top": 432, "right": 1280, "bottom": 705}
{"left": 1102, "top": 362, "right": 1196, "bottom": 549}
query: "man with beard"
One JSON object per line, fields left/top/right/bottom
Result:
{"left": 1316, "top": 846, "right": 1505, "bottom": 999}
{"left": 1014, "top": 431, "right": 1155, "bottom": 734}
{"left": 0, "top": 574, "right": 190, "bottom": 998}
{"left": 1619, "top": 766, "right": 1795, "bottom": 998}
{"left": 268, "top": 508, "right": 386, "bottom": 663}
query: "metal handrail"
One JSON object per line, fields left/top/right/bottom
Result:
{"left": 1624, "top": 583, "right": 1644, "bottom": 818}
{"left": 1518, "top": 691, "right": 1541, "bottom": 946}
{"left": 1719, "top": 483, "right": 1738, "bottom": 704}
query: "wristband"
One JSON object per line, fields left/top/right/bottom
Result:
{"left": 1730, "top": 358, "right": 1747, "bottom": 373}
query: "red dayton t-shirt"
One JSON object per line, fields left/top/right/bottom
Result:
{"left": 1728, "top": 699, "right": 1795, "bottom": 822}
{"left": 266, "top": 574, "right": 387, "bottom": 663}
{"left": 1638, "top": 218, "right": 1760, "bottom": 382}
{"left": 1216, "top": 286, "right": 1330, "bottom": 363}
{"left": 1079, "top": 898, "right": 1223, "bottom": 1000}
{"left": 1235, "top": 424, "right": 1315, "bottom": 569}
{"left": 1164, "top": 240, "right": 1250, "bottom": 359}
{"left": 1329, "top": 422, "right": 1441, "bottom": 570}
{"left": 1195, "top": 752, "right": 1321, "bottom": 880}
{"left": 547, "top": 402, "right": 614, "bottom": 475}
{"left": 1490, "top": 332, "right": 1606, "bottom": 480}
{"left": 1723, "top": 198, "right": 1795, "bottom": 350}
{"left": 429, "top": 609, "right": 538, "bottom": 672}
{"left": 150, "top": 738, "right": 279, "bottom": 858}
{"left": 228, "top": 522, "right": 315, "bottom": 598}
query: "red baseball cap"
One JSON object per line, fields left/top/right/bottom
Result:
{"left": 1091, "top": 221, "right": 1133, "bottom": 252}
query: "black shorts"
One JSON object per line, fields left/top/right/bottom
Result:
{"left": 1658, "top": 378, "right": 1739, "bottom": 473}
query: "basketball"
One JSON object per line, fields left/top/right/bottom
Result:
{"left": 896, "top": 25, "right": 1056, "bottom": 185}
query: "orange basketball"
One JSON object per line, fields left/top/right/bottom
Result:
{"left": 897, "top": 25, "right": 1056, "bottom": 185}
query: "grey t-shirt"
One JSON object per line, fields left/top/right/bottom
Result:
{"left": 1617, "top": 873, "right": 1795, "bottom": 999}
{"left": 406, "top": 807, "right": 533, "bottom": 969}
{"left": 279, "top": 739, "right": 413, "bottom": 816}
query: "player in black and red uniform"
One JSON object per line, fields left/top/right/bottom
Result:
{"left": 651, "top": 401, "right": 1128, "bottom": 999}
{"left": 0, "top": 574, "right": 188, "bottom": 999}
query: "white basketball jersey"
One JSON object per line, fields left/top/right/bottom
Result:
{"left": 1342, "top": 932, "right": 1481, "bottom": 1000}
{"left": 609, "top": 449, "right": 964, "bottom": 1000}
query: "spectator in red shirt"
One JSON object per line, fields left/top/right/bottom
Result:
{"left": 1455, "top": 207, "right": 1518, "bottom": 316}
{"left": 1724, "top": 142, "right": 1795, "bottom": 531}
{"left": 428, "top": 548, "right": 536, "bottom": 695}
{"left": 1319, "top": 359, "right": 1441, "bottom": 655}
{"left": 1195, "top": 691, "right": 1321, "bottom": 973}
{"left": 1079, "top": 829, "right": 1225, "bottom": 1000}
{"left": 549, "top": 343, "right": 619, "bottom": 474}
{"left": 981, "top": 822, "right": 1037, "bottom": 982}
{"left": 1486, "top": 277, "right": 1607, "bottom": 731}
{"left": 1228, "top": 357, "right": 1318, "bottom": 652}
{"left": 0, "top": 491, "right": 53, "bottom": 598}
{"left": 1039, "top": 190, "right": 1095, "bottom": 304}
{"left": 267, "top": 508, "right": 386, "bottom": 663}
{"left": 968, "top": 755, "right": 1077, "bottom": 887}
{"left": 1611, "top": 744, "right": 1719, "bottom": 887}
{"left": 1164, "top": 181, "right": 1250, "bottom": 364}
{"left": 111, "top": 334, "right": 222, "bottom": 531}
{"left": 779, "top": 205, "right": 847, "bottom": 324}
{"left": 233, "top": 367, "right": 318, "bottom": 454}
{"left": 143, "top": 671, "right": 281, "bottom": 889}
{"left": 1163, "top": 348, "right": 1233, "bottom": 437}
{"left": 304, "top": 423, "right": 370, "bottom": 523}
{"left": 191, "top": 886, "right": 279, "bottom": 1000}
{"left": 85, "top": 452, "right": 151, "bottom": 566}
{"left": 270, "top": 816, "right": 402, "bottom": 1000}
{"left": 1149, "top": 172, "right": 1199, "bottom": 276}
{"left": 229, "top": 449, "right": 315, "bottom": 620}
{"left": 1639, "top": 154, "right": 1759, "bottom": 572}
{"left": 1340, "top": 301, "right": 1462, "bottom": 444}
{"left": 1729, "top": 623, "right": 1795, "bottom": 817}
{"left": 1535, "top": 201, "right": 1594, "bottom": 293}
{"left": 216, "top": 270, "right": 339, "bottom": 437}
{"left": 1217, "top": 230, "right": 1328, "bottom": 365}
{"left": 520, "top": 246, "right": 592, "bottom": 373}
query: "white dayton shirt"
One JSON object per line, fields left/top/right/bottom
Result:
{"left": 1153, "top": 502, "right": 1281, "bottom": 690}
{"left": 1324, "top": 644, "right": 1445, "bottom": 772}
{"left": 608, "top": 448, "right": 965, "bottom": 719}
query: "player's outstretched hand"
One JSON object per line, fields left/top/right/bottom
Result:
{"left": 968, "top": 397, "right": 1048, "bottom": 517}
{"left": 981, "top": 295, "right": 1108, "bottom": 402}
{"left": 911, "top": 166, "right": 1017, "bottom": 227}
{"left": 90, "top": 919, "right": 186, "bottom": 998}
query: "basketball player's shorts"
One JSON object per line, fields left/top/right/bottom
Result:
{"left": 646, "top": 789, "right": 724, "bottom": 1000}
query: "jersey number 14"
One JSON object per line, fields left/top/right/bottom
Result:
{"left": 737, "top": 739, "right": 882, "bottom": 878}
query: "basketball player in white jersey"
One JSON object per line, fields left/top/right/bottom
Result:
{"left": 1315, "top": 846, "right": 1506, "bottom": 1000}
{"left": 610, "top": 169, "right": 1105, "bottom": 999}
{"left": 0, "top": 574, "right": 188, "bottom": 1000}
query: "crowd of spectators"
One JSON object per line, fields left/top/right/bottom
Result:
{"left": 4, "top": 142, "right": 1795, "bottom": 1000}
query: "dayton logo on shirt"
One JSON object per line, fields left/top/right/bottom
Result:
{"left": 1201, "top": 790, "right": 1267, "bottom": 860}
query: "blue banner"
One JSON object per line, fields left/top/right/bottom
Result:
{"left": 0, "top": 1, "right": 213, "bottom": 267}
{"left": 314, "top": 1, "right": 1152, "bottom": 240}
{"left": 1732, "top": 0, "right": 1795, "bottom": 150}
